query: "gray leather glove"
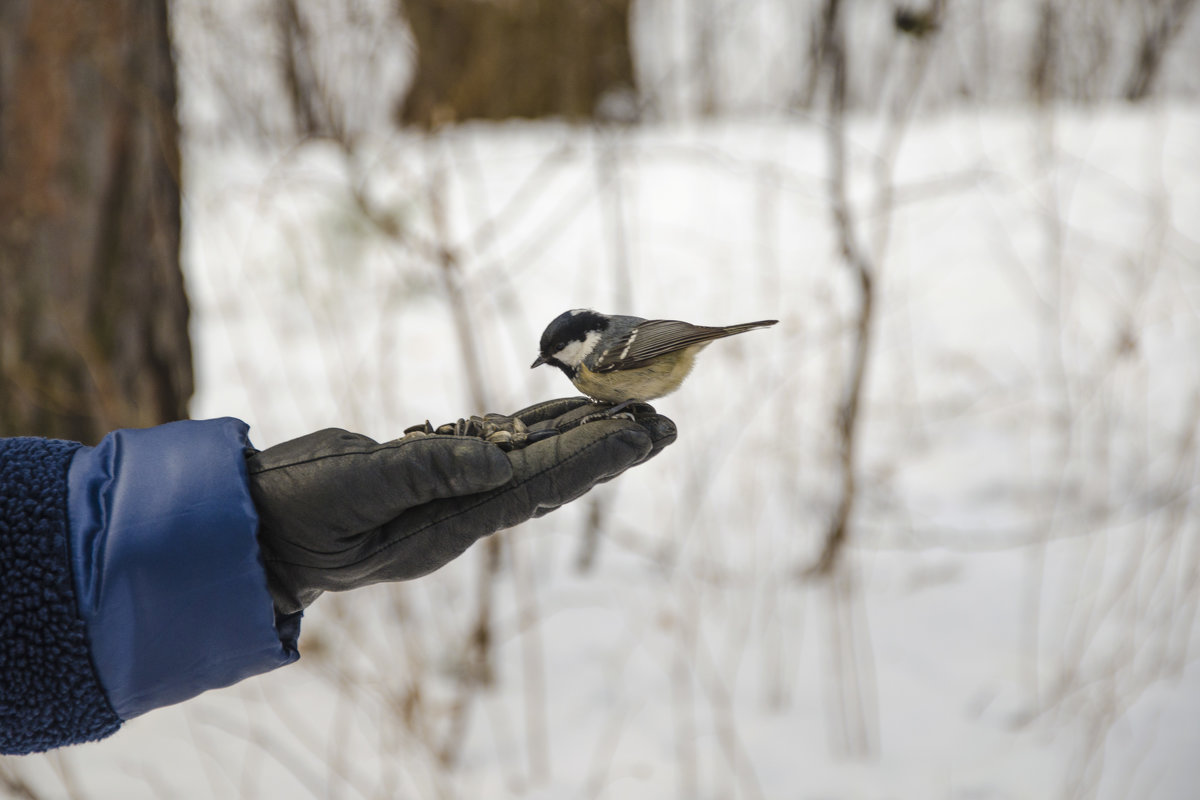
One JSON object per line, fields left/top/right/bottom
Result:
{"left": 248, "top": 398, "right": 675, "bottom": 615}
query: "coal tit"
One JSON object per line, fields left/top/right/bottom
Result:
{"left": 531, "top": 309, "right": 778, "bottom": 404}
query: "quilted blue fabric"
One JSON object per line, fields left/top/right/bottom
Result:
{"left": 67, "top": 418, "right": 299, "bottom": 719}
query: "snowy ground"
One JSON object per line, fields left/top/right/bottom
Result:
{"left": 7, "top": 104, "right": 1200, "bottom": 799}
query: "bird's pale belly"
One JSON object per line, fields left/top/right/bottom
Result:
{"left": 572, "top": 348, "right": 700, "bottom": 403}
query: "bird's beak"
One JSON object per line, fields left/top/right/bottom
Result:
{"left": 530, "top": 355, "right": 547, "bottom": 369}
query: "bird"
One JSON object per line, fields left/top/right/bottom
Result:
{"left": 531, "top": 309, "right": 778, "bottom": 408}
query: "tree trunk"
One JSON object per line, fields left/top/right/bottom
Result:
{"left": 398, "top": 0, "right": 637, "bottom": 127}
{"left": 0, "top": 0, "right": 192, "bottom": 444}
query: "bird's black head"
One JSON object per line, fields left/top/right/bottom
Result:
{"left": 531, "top": 309, "right": 610, "bottom": 375}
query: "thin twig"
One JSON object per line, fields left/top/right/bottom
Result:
{"left": 806, "top": 0, "right": 875, "bottom": 577}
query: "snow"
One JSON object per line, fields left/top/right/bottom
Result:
{"left": 8, "top": 104, "right": 1200, "bottom": 798}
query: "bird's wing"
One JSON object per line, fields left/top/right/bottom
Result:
{"left": 592, "top": 319, "right": 737, "bottom": 372}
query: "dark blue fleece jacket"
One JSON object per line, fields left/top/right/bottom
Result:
{"left": 0, "top": 418, "right": 298, "bottom": 755}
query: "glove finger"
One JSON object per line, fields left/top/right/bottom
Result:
{"left": 528, "top": 413, "right": 675, "bottom": 516}
{"left": 505, "top": 418, "right": 655, "bottom": 513}
{"left": 249, "top": 430, "right": 513, "bottom": 536}
{"left": 511, "top": 396, "right": 595, "bottom": 426}
{"left": 346, "top": 419, "right": 653, "bottom": 583}
{"left": 371, "top": 436, "right": 514, "bottom": 509}
{"left": 627, "top": 411, "right": 677, "bottom": 462}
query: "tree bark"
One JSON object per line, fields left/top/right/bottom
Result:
{"left": 0, "top": 0, "right": 192, "bottom": 444}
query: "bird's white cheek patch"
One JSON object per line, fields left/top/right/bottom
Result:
{"left": 552, "top": 330, "right": 603, "bottom": 366}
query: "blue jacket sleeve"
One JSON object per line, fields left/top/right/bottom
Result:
{"left": 1, "top": 418, "right": 299, "bottom": 755}
{"left": 66, "top": 418, "right": 300, "bottom": 721}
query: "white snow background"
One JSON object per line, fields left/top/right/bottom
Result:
{"left": 6, "top": 5, "right": 1200, "bottom": 800}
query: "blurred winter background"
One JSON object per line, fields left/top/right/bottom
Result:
{"left": 2, "top": 0, "right": 1200, "bottom": 797}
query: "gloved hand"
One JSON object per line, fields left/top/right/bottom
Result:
{"left": 248, "top": 398, "right": 675, "bottom": 615}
